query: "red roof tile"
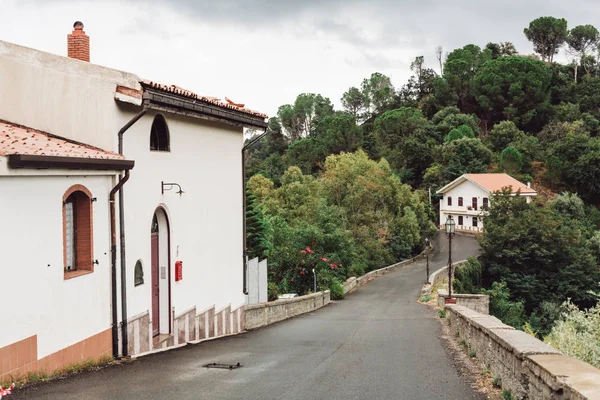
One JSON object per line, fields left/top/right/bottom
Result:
{"left": 0, "top": 121, "right": 124, "bottom": 160}
{"left": 465, "top": 173, "right": 536, "bottom": 194}
{"left": 141, "top": 80, "right": 268, "bottom": 119}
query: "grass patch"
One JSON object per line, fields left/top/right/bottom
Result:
{"left": 419, "top": 294, "right": 432, "bottom": 303}
{"left": 492, "top": 375, "right": 502, "bottom": 388}
{"left": 501, "top": 389, "right": 513, "bottom": 400}
{"left": 468, "top": 348, "right": 477, "bottom": 358}
{"left": 438, "top": 309, "right": 447, "bottom": 319}
{"left": 1, "top": 355, "right": 114, "bottom": 389}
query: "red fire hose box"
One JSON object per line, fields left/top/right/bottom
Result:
{"left": 175, "top": 261, "right": 183, "bottom": 281}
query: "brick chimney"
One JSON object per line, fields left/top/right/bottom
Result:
{"left": 67, "top": 21, "right": 90, "bottom": 62}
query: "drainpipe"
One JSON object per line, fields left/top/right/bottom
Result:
{"left": 241, "top": 128, "right": 268, "bottom": 295}
{"left": 109, "top": 109, "right": 147, "bottom": 359}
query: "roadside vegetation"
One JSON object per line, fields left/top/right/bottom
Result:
{"left": 245, "top": 14, "right": 600, "bottom": 326}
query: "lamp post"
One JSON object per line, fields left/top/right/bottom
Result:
{"left": 425, "top": 237, "right": 431, "bottom": 283}
{"left": 445, "top": 215, "right": 456, "bottom": 298}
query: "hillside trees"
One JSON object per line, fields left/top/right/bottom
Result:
{"left": 566, "top": 24, "right": 600, "bottom": 81}
{"left": 524, "top": 16, "right": 568, "bottom": 62}
{"left": 472, "top": 56, "right": 552, "bottom": 130}
{"left": 479, "top": 190, "right": 600, "bottom": 313}
{"left": 247, "top": 151, "right": 435, "bottom": 294}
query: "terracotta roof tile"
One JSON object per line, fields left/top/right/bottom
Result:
{"left": 465, "top": 173, "right": 536, "bottom": 194}
{"left": 141, "top": 80, "right": 268, "bottom": 119}
{"left": 0, "top": 120, "right": 124, "bottom": 160}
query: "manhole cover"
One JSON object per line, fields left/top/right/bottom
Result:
{"left": 203, "top": 362, "right": 243, "bottom": 370}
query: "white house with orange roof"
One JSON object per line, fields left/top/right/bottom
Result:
{"left": 436, "top": 173, "right": 537, "bottom": 232}
{"left": 0, "top": 21, "right": 268, "bottom": 382}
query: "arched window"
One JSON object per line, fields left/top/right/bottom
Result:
{"left": 150, "top": 114, "right": 170, "bottom": 151}
{"left": 134, "top": 259, "right": 144, "bottom": 286}
{"left": 63, "top": 185, "right": 94, "bottom": 277}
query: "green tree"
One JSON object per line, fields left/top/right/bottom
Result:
{"left": 432, "top": 106, "right": 480, "bottom": 138}
{"left": 373, "top": 107, "right": 438, "bottom": 185}
{"left": 441, "top": 138, "right": 493, "bottom": 180}
{"left": 277, "top": 94, "right": 334, "bottom": 140}
{"left": 284, "top": 138, "right": 328, "bottom": 175}
{"left": 479, "top": 190, "right": 600, "bottom": 312}
{"left": 549, "top": 192, "right": 586, "bottom": 219}
{"left": 485, "top": 42, "right": 518, "bottom": 59}
{"left": 444, "top": 125, "right": 475, "bottom": 142}
{"left": 443, "top": 44, "right": 489, "bottom": 112}
{"left": 341, "top": 87, "right": 368, "bottom": 120}
{"left": 486, "top": 121, "right": 526, "bottom": 152}
{"left": 566, "top": 24, "right": 600, "bottom": 81}
{"left": 246, "top": 189, "right": 271, "bottom": 260}
{"left": 361, "top": 72, "right": 395, "bottom": 117}
{"left": 316, "top": 113, "right": 363, "bottom": 155}
{"left": 500, "top": 146, "right": 524, "bottom": 174}
{"left": 524, "top": 16, "right": 568, "bottom": 63}
{"left": 473, "top": 56, "right": 552, "bottom": 130}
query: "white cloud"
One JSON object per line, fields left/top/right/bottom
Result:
{"left": 2, "top": 0, "right": 600, "bottom": 116}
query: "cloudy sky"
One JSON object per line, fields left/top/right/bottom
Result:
{"left": 1, "top": 0, "right": 599, "bottom": 116}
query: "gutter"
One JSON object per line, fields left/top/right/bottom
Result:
{"left": 110, "top": 109, "right": 147, "bottom": 358}
{"left": 241, "top": 129, "right": 269, "bottom": 294}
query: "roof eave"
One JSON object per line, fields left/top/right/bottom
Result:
{"left": 142, "top": 87, "right": 268, "bottom": 130}
{"left": 8, "top": 154, "right": 135, "bottom": 171}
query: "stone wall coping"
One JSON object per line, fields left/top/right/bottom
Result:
{"left": 525, "top": 354, "right": 600, "bottom": 398}
{"left": 489, "top": 328, "right": 562, "bottom": 359}
{"left": 245, "top": 290, "right": 330, "bottom": 311}
{"left": 447, "top": 304, "right": 558, "bottom": 358}
{"left": 438, "top": 290, "right": 487, "bottom": 300}
{"left": 429, "top": 260, "right": 468, "bottom": 286}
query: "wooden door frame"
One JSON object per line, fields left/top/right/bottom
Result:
{"left": 152, "top": 207, "right": 172, "bottom": 336}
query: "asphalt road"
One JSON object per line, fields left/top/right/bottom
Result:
{"left": 17, "top": 232, "right": 480, "bottom": 400}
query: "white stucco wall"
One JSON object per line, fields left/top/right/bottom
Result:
{"left": 0, "top": 174, "right": 114, "bottom": 358}
{"left": 120, "top": 111, "right": 245, "bottom": 333}
{"left": 439, "top": 180, "right": 490, "bottom": 229}
{"left": 0, "top": 40, "right": 139, "bottom": 151}
{"left": 0, "top": 38, "right": 249, "bottom": 347}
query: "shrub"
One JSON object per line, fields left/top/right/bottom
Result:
{"left": 268, "top": 282, "right": 279, "bottom": 302}
{"left": 501, "top": 389, "right": 514, "bottom": 400}
{"left": 438, "top": 309, "right": 447, "bottom": 319}
{"left": 453, "top": 257, "right": 483, "bottom": 294}
{"left": 330, "top": 278, "right": 345, "bottom": 300}
{"left": 544, "top": 300, "right": 600, "bottom": 368}
{"left": 481, "top": 281, "right": 526, "bottom": 329}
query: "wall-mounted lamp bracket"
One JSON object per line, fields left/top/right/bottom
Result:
{"left": 161, "top": 181, "right": 184, "bottom": 195}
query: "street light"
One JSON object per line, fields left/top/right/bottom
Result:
{"left": 425, "top": 237, "right": 431, "bottom": 283}
{"left": 445, "top": 215, "right": 456, "bottom": 298}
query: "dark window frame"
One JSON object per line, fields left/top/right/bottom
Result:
{"left": 458, "top": 197, "right": 463, "bottom": 207}
{"left": 447, "top": 196, "right": 452, "bottom": 206}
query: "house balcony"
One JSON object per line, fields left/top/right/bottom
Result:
{"left": 440, "top": 207, "right": 488, "bottom": 217}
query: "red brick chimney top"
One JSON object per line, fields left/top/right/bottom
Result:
{"left": 67, "top": 21, "right": 90, "bottom": 62}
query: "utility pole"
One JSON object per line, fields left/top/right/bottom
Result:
{"left": 425, "top": 237, "right": 430, "bottom": 284}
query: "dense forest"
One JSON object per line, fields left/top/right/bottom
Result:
{"left": 244, "top": 14, "right": 600, "bottom": 341}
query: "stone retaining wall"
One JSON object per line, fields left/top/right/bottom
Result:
{"left": 445, "top": 304, "right": 600, "bottom": 399}
{"left": 437, "top": 289, "right": 489, "bottom": 314}
{"left": 245, "top": 291, "right": 331, "bottom": 330}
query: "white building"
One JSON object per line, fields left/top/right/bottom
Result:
{"left": 0, "top": 22, "right": 267, "bottom": 381}
{"left": 436, "top": 173, "right": 537, "bottom": 232}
